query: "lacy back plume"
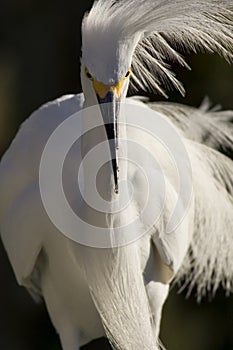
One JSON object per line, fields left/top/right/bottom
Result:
{"left": 86, "top": 0, "right": 233, "bottom": 96}
{"left": 148, "top": 100, "right": 233, "bottom": 300}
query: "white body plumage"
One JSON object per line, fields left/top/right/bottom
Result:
{"left": 1, "top": 1, "right": 233, "bottom": 349}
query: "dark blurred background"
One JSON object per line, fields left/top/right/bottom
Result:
{"left": 0, "top": 1, "right": 233, "bottom": 350}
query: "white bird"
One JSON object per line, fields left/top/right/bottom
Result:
{"left": 1, "top": 1, "right": 233, "bottom": 349}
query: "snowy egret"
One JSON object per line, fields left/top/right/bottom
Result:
{"left": 1, "top": 1, "right": 233, "bottom": 350}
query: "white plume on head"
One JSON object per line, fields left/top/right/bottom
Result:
{"left": 82, "top": 0, "right": 233, "bottom": 95}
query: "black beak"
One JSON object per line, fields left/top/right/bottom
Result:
{"left": 97, "top": 91, "right": 120, "bottom": 194}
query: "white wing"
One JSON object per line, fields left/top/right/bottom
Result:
{"left": 0, "top": 94, "right": 84, "bottom": 290}
{"left": 146, "top": 99, "right": 233, "bottom": 298}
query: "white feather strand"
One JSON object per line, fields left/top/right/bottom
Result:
{"left": 76, "top": 244, "right": 159, "bottom": 350}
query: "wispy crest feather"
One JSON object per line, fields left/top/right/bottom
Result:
{"left": 86, "top": 0, "right": 233, "bottom": 96}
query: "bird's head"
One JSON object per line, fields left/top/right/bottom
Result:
{"left": 81, "top": 6, "right": 141, "bottom": 193}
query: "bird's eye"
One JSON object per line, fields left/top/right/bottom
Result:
{"left": 125, "top": 69, "right": 131, "bottom": 78}
{"left": 85, "top": 70, "right": 93, "bottom": 80}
